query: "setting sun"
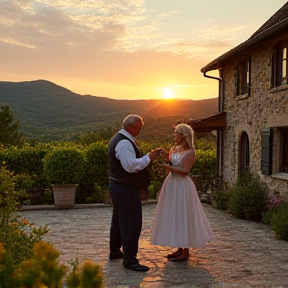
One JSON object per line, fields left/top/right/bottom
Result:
{"left": 162, "top": 87, "right": 174, "bottom": 99}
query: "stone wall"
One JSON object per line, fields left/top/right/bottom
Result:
{"left": 221, "top": 40, "right": 288, "bottom": 196}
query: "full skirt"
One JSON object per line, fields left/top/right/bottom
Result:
{"left": 150, "top": 173, "right": 214, "bottom": 248}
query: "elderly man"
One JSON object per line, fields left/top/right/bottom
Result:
{"left": 108, "top": 114, "right": 161, "bottom": 272}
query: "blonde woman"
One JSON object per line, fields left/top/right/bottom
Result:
{"left": 150, "top": 124, "right": 214, "bottom": 261}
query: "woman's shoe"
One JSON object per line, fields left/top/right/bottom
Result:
{"left": 167, "top": 248, "right": 183, "bottom": 259}
{"left": 170, "top": 249, "right": 189, "bottom": 261}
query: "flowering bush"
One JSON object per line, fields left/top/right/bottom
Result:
{"left": 270, "top": 203, "right": 288, "bottom": 241}
{"left": 0, "top": 166, "right": 103, "bottom": 287}
{"left": 17, "top": 242, "right": 67, "bottom": 288}
{"left": 265, "top": 194, "right": 284, "bottom": 210}
{"left": 0, "top": 166, "right": 48, "bottom": 288}
{"left": 262, "top": 194, "right": 288, "bottom": 241}
{"left": 66, "top": 259, "right": 103, "bottom": 288}
{"left": 0, "top": 242, "right": 104, "bottom": 288}
{"left": 262, "top": 194, "right": 285, "bottom": 225}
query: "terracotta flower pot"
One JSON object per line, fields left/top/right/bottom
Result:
{"left": 52, "top": 184, "right": 78, "bottom": 209}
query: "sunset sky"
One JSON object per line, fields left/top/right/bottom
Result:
{"left": 1, "top": 0, "right": 287, "bottom": 100}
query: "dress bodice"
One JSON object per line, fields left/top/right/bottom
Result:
{"left": 170, "top": 147, "right": 184, "bottom": 170}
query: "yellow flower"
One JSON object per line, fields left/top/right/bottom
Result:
{"left": 21, "top": 218, "right": 29, "bottom": 225}
{"left": 33, "top": 242, "right": 60, "bottom": 263}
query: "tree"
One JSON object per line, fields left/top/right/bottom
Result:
{"left": 76, "top": 128, "right": 116, "bottom": 145}
{"left": 0, "top": 105, "right": 25, "bottom": 148}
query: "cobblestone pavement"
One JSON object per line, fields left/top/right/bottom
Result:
{"left": 19, "top": 203, "right": 288, "bottom": 288}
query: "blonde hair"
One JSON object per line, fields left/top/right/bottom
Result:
{"left": 175, "top": 124, "right": 194, "bottom": 149}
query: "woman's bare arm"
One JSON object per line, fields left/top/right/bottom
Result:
{"left": 160, "top": 149, "right": 195, "bottom": 176}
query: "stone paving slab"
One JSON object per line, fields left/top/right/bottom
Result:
{"left": 18, "top": 203, "right": 288, "bottom": 288}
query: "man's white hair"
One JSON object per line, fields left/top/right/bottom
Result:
{"left": 122, "top": 114, "right": 144, "bottom": 129}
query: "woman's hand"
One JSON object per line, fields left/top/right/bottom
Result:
{"left": 158, "top": 161, "right": 189, "bottom": 177}
{"left": 148, "top": 148, "right": 163, "bottom": 162}
{"left": 158, "top": 162, "right": 172, "bottom": 170}
{"left": 160, "top": 149, "right": 169, "bottom": 160}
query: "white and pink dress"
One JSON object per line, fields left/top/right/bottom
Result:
{"left": 150, "top": 148, "right": 214, "bottom": 248}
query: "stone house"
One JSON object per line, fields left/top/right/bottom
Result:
{"left": 190, "top": 2, "right": 288, "bottom": 196}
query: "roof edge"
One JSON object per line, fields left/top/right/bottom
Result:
{"left": 201, "top": 17, "right": 288, "bottom": 73}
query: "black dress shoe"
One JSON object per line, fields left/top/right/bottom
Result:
{"left": 109, "top": 251, "right": 124, "bottom": 260}
{"left": 123, "top": 263, "right": 149, "bottom": 272}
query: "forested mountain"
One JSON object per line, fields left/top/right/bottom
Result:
{"left": 0, "top": 80, "right": 218, "bottom": 142}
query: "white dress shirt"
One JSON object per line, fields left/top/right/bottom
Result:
{"left": 115, "top": 129, "right": 150, "bottom": 173}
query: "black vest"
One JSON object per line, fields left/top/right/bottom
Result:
{"left": 108, "top": 133, "right": 150, "bottom": 189}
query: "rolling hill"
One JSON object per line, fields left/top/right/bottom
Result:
{"left": 0, "top": 80, "right": 218, "bottom": 142}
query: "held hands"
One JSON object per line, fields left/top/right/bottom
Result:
{"left": 156, "top": 149, "right": 172, "bottom": 169}
{"left": 159, "top": 149, "right": 169, "bottom": 160}
{"left": 148, "top": 148, "right": 163, "bottom": 162}
{"left": 148, "top": 148, "right": 174, "bottom": 173}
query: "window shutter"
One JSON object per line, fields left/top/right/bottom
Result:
{"left": 261, "top": 127, "right": 273, "bottom": 175}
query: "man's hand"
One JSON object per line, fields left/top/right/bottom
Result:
{"left": 148, "top": 148, "right": 163, "bottom": 162}
{"left": 159, "top": 149, "right": 169, "bottom": 160}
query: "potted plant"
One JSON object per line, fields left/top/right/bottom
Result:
{"left": 43, "top": 147, "right": 85, "bottom": 209}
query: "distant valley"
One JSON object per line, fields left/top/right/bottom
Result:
{"left": 0, "top": 80, "right": 218, "bottom": 142}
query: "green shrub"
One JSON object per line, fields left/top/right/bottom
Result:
{"left": 149, "top": 162, "right": 168, "bottom": 184}
{"left": 0, "top": 166, "right": 17, "bottom": 216}
{"left": 66, "top": 258, "right": 103, "bottom": 288}
{"left": 211, "top": 177, "right": 232, "bottom": 210}
{"left": 13, "top": 173, "right": 34, "bottom": 204}
{"left": 212, "top": 189, "right": 232, "bottom": 210}
{"left": 93, "top": 183, "right": 103, "bottom": 203}
{"left": 85, "top": 142, "right": 108, "bottom": 187}
{"left": 270, "top": 203, "right": 288, "bottom": 241}
{"left": 86, "top": 183, "right": 102, "bottom": 203}
{"left": 0, "top": 166, "right": 48, "bottom": 266}
{"left": 191, "top": 149, "right": 217, "bottom": 192}
{"left": 80, "top": 142, "right": 108, "bottom": 202}
{"left": 0, "top": 166, "right": 103, "bottom": 287}
{"left": 148, "top": 184, "right": 155, "bottom": 199}
{"left": 0, "top": 144, "right": 50, "bottom": 194}
{"left": 262, "top": 209, "right": 276, "bottom": 225}
{"left": 1, "top": 241, "right": 104, "bottom": 288}
{"left": 75, "top": 186, "right": 86, "bottom": 204}
{"left": 43, "top": 147, "right": 85, "bottom": 185}
{"left": 262, "top": 194, "right": 285, "bottom": 225}
{"left": 228, "top": 173, "right": 268, "bottom": 221}
{"left": 17, "top": 242, "right": 67, "bottom": 288}
{"left": 147, "top": 181, "right": 163, "bottom": 199}
{"left": 41, "top": 188, "right": 54, "bottom": 205}
{"left": 0, "top": 243, "right": 18, "bottom": 288}
{"left": 152, "top": 181, "right": 162, "bottom": 199}
{"left": 211, "top": 189, "right": 232, "bottom": 211}
{"left": 0, "top": 139, "right": 217, "bottom": 205}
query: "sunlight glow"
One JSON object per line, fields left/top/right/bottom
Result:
{"left": 162, "top": 87, "right": 174, "bottom": 99}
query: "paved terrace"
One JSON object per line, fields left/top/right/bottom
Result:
{"left": 19, "top": 202, "right": 288, "bottom": 288}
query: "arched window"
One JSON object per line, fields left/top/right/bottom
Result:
{"left": 238, "top": 132, "right": 250, "bottom": 178}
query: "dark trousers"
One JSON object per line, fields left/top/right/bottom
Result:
{"left": 109, "top": 182, "right": 142, "bottom": 265}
